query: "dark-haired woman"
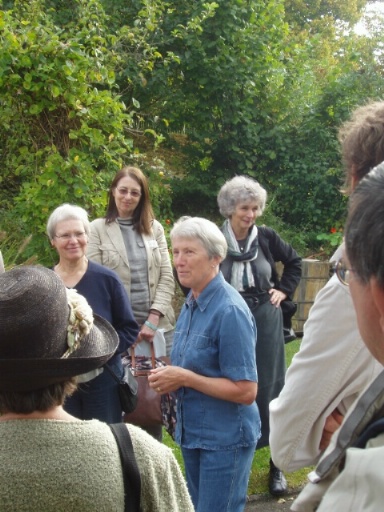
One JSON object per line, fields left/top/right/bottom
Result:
{"left": 87, "top": 166, "right": 175, "bottom": 439}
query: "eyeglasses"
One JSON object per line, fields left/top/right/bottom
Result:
{"left": 115, "top": 187, "right": 141, "bottom": 198}
{"left": 331, "top": 258, "right": 354, "bottom": 286}
{"left": 54, "top": 232, "right": 87, "bottom": 241}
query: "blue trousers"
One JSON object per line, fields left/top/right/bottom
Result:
{"left": 64, "top": 360, "right": 123, "bottom": 423}
{"left": 181, "top": 444, "right": 256, "bottom": 512}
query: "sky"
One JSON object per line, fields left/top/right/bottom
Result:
{"left": 354, "top": 1, "right": 384, "bottom": 34}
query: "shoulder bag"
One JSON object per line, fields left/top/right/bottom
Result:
{"left": 105, "top": 363, "right": 138, "bottom": 414}
{"left": 109, "top": 423, "right": 141, "bottom": 512}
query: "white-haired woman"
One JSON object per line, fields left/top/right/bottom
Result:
{"left": 217, "top": 176, "right": 302, "bottom": 496}
{"left": 47, "top": 204, "right": 139, "bottom": 423}
{"left": 148, "top": 217, "right": 260, "bottom": 512}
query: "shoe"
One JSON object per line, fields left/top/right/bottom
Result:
{"left": 268, "top": 459, "right": 288, "bottom": 496}
{"left": 283, "top": 327, "right": 297, "bottom": 344}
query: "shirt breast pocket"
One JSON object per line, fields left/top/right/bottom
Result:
{"left": 193, "top": 334, "right": 214, "bottom": 350}
{"left": 189, "top": 334, "right": 217, "bottom": 370}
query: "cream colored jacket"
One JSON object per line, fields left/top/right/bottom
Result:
{"left": 88, "top": 218, "right": 175, "bottom": 332}
{"left": 270, "top": 244, "right": 382, "bottom": 472}
{"left": 291, "top": 370, "right": 384, "bottom": 512}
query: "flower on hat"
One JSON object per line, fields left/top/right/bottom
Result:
{"left": 62, "top": 289, "right": 94, "bottom": 358}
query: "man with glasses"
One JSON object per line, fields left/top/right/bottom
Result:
{"left": 291, "top": 163, "right": 384, "bottom": 511}
{"left": 270, "top": 101, "right": 384, "bottom": 473}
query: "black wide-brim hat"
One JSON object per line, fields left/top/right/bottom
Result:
{"left": 0, "top": 266, "right": 119, "bottom": 392}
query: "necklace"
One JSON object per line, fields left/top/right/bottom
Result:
{"left": 237, "top": 238, "right": 247, "bottom": 252}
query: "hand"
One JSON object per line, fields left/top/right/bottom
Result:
{"left": 148, "top": 365, "right": 184, "bottom": 394}
{"left": 138, "top": 324, "right": 156, "bottom": 343}
{"left": 319, "top": 408, "right": 344, "bottom": 451}
{"left": 138, "top": 312, "right": 160, "bottom": 342}
{"left": 268, "top": 288, "right": 287, "bottom": 307}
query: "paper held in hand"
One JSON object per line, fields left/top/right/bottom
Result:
{"left": 133, "top": 328, "right": 166, "bottom": 357}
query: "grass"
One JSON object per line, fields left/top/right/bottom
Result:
{"left": 0, "top": 233, "right": 37, "bottom": 270}
{"left": 163, "top": 338, "right": 312, "bottom": 496}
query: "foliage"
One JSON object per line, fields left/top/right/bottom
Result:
{"left": 316, "top": 227, "right": 344, "bottom": 258}
{"left": 250, "top": 16, "right": 384, "bottom": 245}
{"left": 172, "top": 0, "right": 287, "bottom": 183}
{"left": 284, "top": 0, "right": 368, "bottom": 28}
{"left": 105, "top": 0, "right": 288, "bottom": 182}
{"left": 1, "top": 0, "right": 384, "bottom": 263}
{"left": 0, "top": 0, "right": 134, "bottom": 264}
{"left": 113, "top": 0, "right": 291, "bottom": 236}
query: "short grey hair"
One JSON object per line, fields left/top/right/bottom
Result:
{"left": 46, "top": 204, "right": 91, "bottom": 241}
{"left": 170, "top": 217, "right": 227, "bottom": 260}
{"left": 217, "top": 175, "right": 267, "bottom": 218}
{"left": 345, "top": 162, "right": 384, "bottom": 286}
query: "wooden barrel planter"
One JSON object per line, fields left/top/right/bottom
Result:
{"left": 291, "top": 259, "right": 330, "bottom": 335}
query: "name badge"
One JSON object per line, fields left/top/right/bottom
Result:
{"left": 148, "top": 240, "right": 158, "bottom": 249}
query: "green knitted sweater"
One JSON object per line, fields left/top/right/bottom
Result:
{"left": 0, "top": 419, "right": 193, "bottom": 512}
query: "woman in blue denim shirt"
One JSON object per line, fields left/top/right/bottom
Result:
{"left": 148, "top": 217, "right": 260, "bottom": 512}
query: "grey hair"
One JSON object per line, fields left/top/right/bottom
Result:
{"left": 217, "top": 175, "right": 267, "bottom": 218}
{"left": 170, "top": 217, "right": 227, "bottom": 260}
{"left": 345, "top": 162, "right": 384, "bottom": 286}
{"left": 46, "top": 204, "right": 91, "bottom": 240}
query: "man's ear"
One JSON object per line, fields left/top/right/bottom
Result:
{"left": 351, "top": 174, "right": 359, "bottom": 191}
{"left": 370, "top": 279, "right": 384, "bottom": 335}
{"left": 350, "top": 164, "right": 359, "bottom": 191}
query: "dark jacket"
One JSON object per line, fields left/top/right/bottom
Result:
{"left": 220, "top": 226, "right": 301, "bottom": 300}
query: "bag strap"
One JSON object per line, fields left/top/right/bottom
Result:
{"left": 104, "top": 363, "right": 121, "bottom": 384}
{"left": 354, "top": 417, "right": 384, "bottom": 449}
{"left": 131, "top": 343, "right": 156, "bottom": 372}
{"left": 109, "top": 423, "right": 141, "bottom": 512}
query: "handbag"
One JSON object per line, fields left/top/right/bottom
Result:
{"left": 123, "top": 344, "right": 163, "bottom": 427}
{"left": 104, "top": 363, "right": 138, "bottom": 414}
{"left": 123, "top": 345, "right": 177, "bottom": 438}
{"left": 109, "top": 423, "right": 141, "bottom": 512}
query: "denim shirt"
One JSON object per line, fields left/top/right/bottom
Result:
{"left": 171, "top": 272, "right": 261, "bottom": 450}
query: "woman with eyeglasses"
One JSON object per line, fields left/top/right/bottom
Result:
{"left": 47, "top": 203, "right": 139, "bottom": 422}
{"left": 87, "top": 166, "right": 175, "bottom": 440}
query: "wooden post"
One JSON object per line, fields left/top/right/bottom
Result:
{"left": 291, "top": 259, "right": 330, "bottom": 334}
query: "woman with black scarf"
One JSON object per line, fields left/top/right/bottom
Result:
{"left": 218, "top": 175, "right": 301, "bottom": 497}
